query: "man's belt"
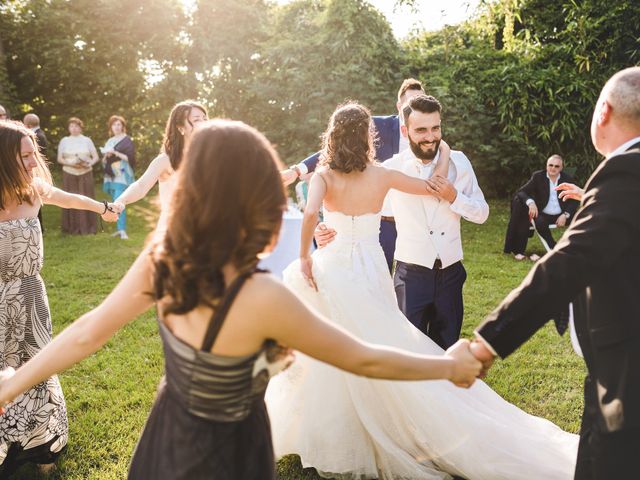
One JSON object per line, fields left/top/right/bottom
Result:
{"left": 381, "top": 216, "right": 395, "bottom": 222}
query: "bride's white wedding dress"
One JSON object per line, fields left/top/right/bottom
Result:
{"left": 265, "top": 210, "right": 578, "bottom": 480}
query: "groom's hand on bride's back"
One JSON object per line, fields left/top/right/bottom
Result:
{"left": 444, "top": 340, "right": 483, "bottom": 388}
{"left": 315, "top": 223, "right": 336, "bottom": 248}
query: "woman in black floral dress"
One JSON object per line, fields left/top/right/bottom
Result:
{"left": 0, "top": 121, "right": 118, "bottom": 475}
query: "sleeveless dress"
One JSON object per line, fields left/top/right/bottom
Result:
{"left": 0, "top": 218, "right": 68, "bottom": 473}
{"left": 128, "top": 270, "right": 289, "bottom": 479}
{"left": 266, "top": 210, "right": 579, "bottom": 480}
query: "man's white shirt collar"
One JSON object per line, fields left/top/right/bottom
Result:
{"left": 608, "top": 135, "right": 640, "bottom": 159}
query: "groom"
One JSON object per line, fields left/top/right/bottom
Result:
{"left": 472, "top": 67, "right": 640, "bottom": 479}
{"left": 386, "top": 94, "right": 489, "bottom": 349}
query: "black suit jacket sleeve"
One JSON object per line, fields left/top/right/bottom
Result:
{"left": 477, "top": 155, "right": 640, "bottom": 358}
{"left": 515, "top": 171, "right": 542, "bottom": 205}
{"left": 35, "top": 129, "right": 48, "bottom": 153}
{"left": 302, "top": 151, "right": 321, "bottom": 173}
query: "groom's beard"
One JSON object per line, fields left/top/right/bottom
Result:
{"left": 409, "top": 136, "right": 440, "bottom": 161}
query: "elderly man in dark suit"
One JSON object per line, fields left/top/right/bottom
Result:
{"left": 472, "top": 66, "right": 640, "bottom": 480}
{"left": 504, "top": 154, "right": 579, "bottom": 260}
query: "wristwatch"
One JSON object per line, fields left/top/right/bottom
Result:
{"left": 563, "top": 211, "right": 571, "bottom": 219}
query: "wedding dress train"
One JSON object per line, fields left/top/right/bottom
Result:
{"left": 265, "top": 210, "right": 578, "bottom": 480}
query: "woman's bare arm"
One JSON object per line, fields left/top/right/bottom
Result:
{"left": 115, "top": 153, "right": 171, "bottom": 208}
{"left": 384, "top": 140, "right": 451, "bottom": 195}
{"left": 35, "top": 179, "right": 118, "bottom": 221}
{"left": 255, "top": 277, "right": 481, "bottom": 385}
{"left": 0, "top": 250, "right": 155, "bottom": 404}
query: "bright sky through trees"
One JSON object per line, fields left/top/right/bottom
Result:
{"left": 180, "top": 0, "right": 481, "bottom": 38}
{"left": 275, "top": 0, "right": 481, "bottom": 38}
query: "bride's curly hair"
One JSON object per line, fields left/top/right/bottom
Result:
{"left": 151, "top": 120, "right": 287, "bottom": 315}
{"left": 319, "top": 102, "right": 377, "bottom": 173}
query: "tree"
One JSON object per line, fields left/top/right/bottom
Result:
{"left": 403, "top": 0, "right": 640, "bottom": 195}
{"left": 251, "top": 0, "right": 404, "bottom": 164}
{"left": 188, "top": 0, "right": 270, "bottom": 119}
{"left": 2, "top": 0, "right": 187, "bottom": 164}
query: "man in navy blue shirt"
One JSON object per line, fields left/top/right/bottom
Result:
{"left": 281, "top": 78, "right": 425, "bottom": 271}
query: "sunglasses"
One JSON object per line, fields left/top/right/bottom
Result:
{"left": 547, "top": 164, "right": 561, "bottom": 168}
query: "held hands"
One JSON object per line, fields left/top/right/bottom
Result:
{"left": 300, "top": 256, "right": 318, "bottom": 291}
{"left": 0, "top": 367, "right": 16, "bottom": 415}
{"left": 469, "top": 338, "right": 496, "bottom": 378}
{"left": 314, "top": 223, "right": 336, "bottom": 248}
{"left": 556, "top": 183, "right": 584, "bottom": 202}
{"left": 112, "top": 201, "right": 126, "bottom": 214}
{"left": 101, "top": 202, "right": 120, "bottom": 223}
{"left": 444, "top": 339, "right": 483, "bottom": 388}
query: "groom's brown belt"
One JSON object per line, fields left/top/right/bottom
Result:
{"left": 381, "top": 216, "right": 395, "bottom": 222}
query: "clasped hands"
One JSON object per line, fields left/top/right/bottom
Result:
{"left": 101, "top": 202, "right": 121, "bottom": 223}
{"left": 425, "top": 175, "right": 457, "bottom": 203}
{"left": 444, "top": 337, "right": 496, "bottom": 389}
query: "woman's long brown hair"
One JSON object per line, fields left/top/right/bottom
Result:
{"left": 163, "top": 100, "right": 208, "bottom": 170}
{"left": 0, "top": 120, "right": 51, "bottom": 211}
{"left": 152, "top": 120, "right": 287, "bottom": 315}
{"left": 319, "top": 102, "right": 377, "bottom": 173}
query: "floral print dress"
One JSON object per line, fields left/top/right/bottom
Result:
{"left": 0, "top": 218, "right": 67, "bottom": 471}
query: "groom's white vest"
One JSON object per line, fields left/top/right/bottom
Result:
{"left": 385, "top": 148, "right": 489, "bottom": 269}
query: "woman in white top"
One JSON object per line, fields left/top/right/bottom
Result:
{"left": 113, "top": 101, "right": 208, "bottom": 234}
{"left": 57, "top": 117, "right": 100, "bottom": 234}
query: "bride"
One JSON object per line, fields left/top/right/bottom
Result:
{"left": 265, "top": 102, "right": 579, "bottom": 480}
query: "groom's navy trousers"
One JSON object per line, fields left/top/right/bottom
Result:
{"left": 393, "top": 260, "right": 466, "bottom": 349}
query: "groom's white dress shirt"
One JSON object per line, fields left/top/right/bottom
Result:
{"left": 384, "top": 148, "right": 489, "bottom": 269}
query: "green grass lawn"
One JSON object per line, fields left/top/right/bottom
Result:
{"left": 10, "top": 193, "right": 585, "bottom": 479}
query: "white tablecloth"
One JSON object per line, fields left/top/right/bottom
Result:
{"left": 260, "top": 207, "right": 312, "bottom": 278}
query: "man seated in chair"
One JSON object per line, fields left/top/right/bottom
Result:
{"left": 504, "top": 154, "right": 579, "bottom": 260}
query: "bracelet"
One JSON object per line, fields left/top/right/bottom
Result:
{"left": 102, "top": 200, "right": 109, "bottom": 214}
